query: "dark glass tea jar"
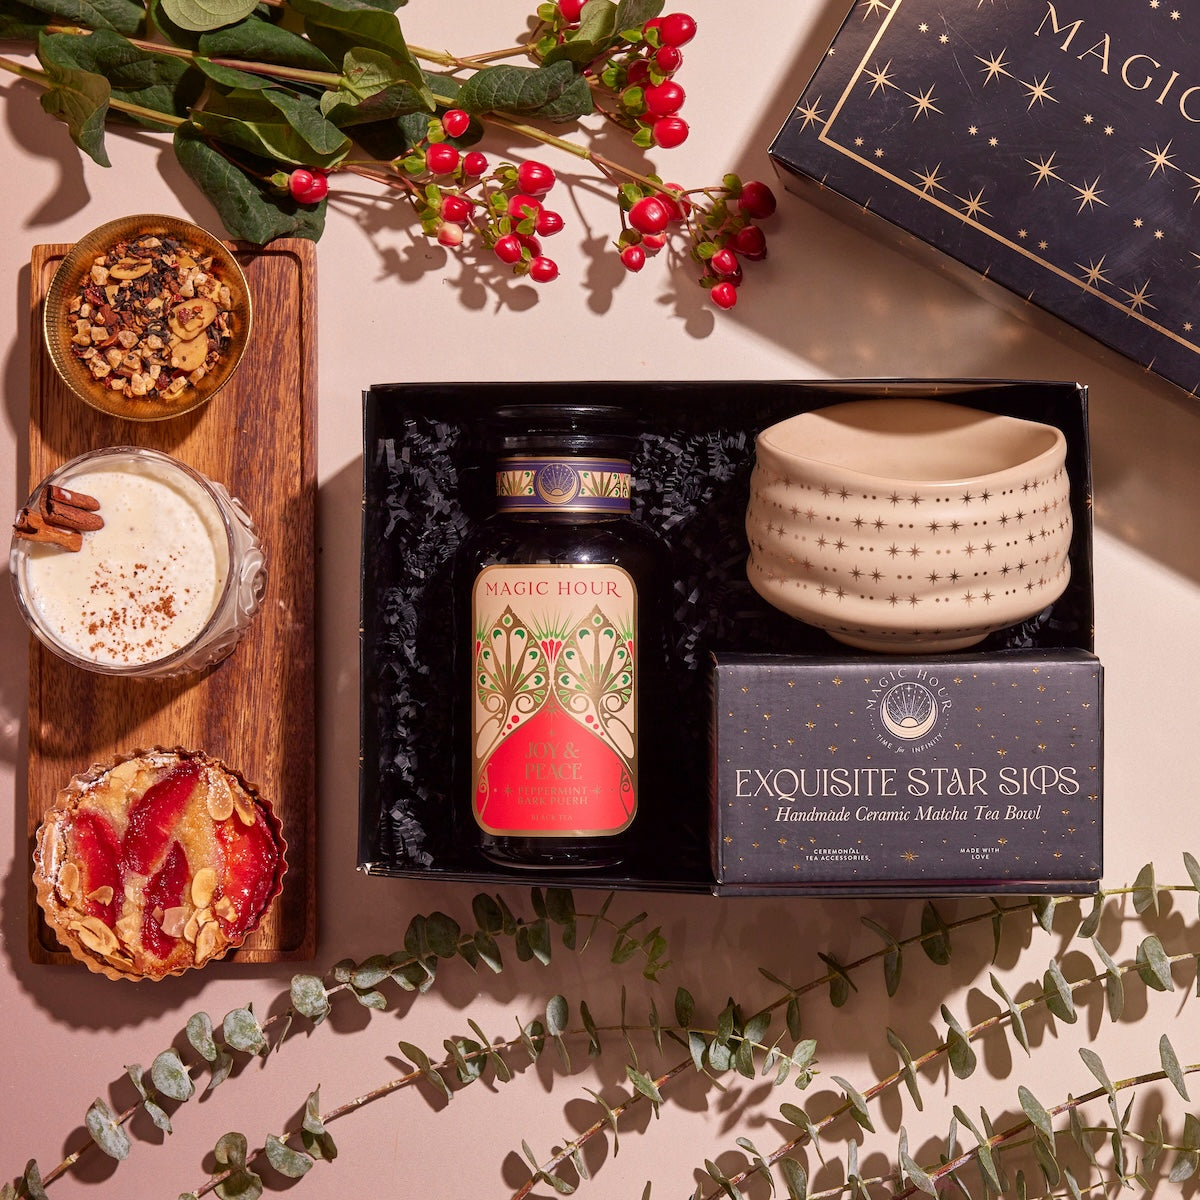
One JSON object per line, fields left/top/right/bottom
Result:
{"left": 454, "top": 405, "right": 667, "bottom": 870}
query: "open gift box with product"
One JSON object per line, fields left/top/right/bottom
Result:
{"left": 359, "top": 380, "right": 1102, "bottom": 896}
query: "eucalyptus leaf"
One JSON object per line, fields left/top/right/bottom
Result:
{"left": 545, "top": 887, "right": 575, "bottom": 925}
{"left": 291, "top": 974, "right": 332, "bottom": 1023}
{"left": 1135, "top": 933, "right": 1175, "bottom": 991}
{"left": 1185, "top": 851, "right": 1200, "bottom": 916}
{"left": 424, "top": 910, "right": 462, "bottom": 958}
{"left": 674, "top": 986, "right": 695, "bottom": 1029}
{"left": 920, "top": 902, "right": 951, "bottom": 965}
{"left": 940, "top": 1005, "right": 977, "bottom": 1079}
{"left": 1131, "top": 862, "right": 1158, "bottom": 915}
{"left": 818, "top": 952, "right": 856, "bottom": 1008}
{"left": 1160, "top": 1033, "right": 1189, "bottom": 1100}
{"left": 186, "top": 1013, "right": 218, "bottom": 1063}
{"left": 583, "top": 1087, "right": 621, "bottom": 1155}
{"left": 37, "top": 53, "right": 111, "bottom": 167}
{"left": 1170, "top": 1113, "right": 1200, "bottom": 1183}
{"left": 223, "top": 1006, "right": 269, "bottom": 1055}
{"left": 1077, "top": 894, "right": 1103, "bottom": 939}
{"left": 214, "top": 1167, "right": 263, "bottom": 1200}
{"left": 831, "top": 1076, "right": 875, "bottom": 1133}
{"left": 1078, "top": 1047, "right": 1115, "bottom": 1100}
{"left": 472, "top": 929, "right": 503, "bottom": 972}
{"left": 151, "top": 1048, "right": 195, "bottom": 1102}
{"left": 988, "top": 972, "right": 1030, "bottom": 1054}
{"left": 160, "top": 0, "right": 256, "bottom": 33}
{"left": 778, "top": 1156, "right": 808, "bottom": 1200}
{"left": 20, "top": 1160, "right": 48, "bottom": 1200}
{"left": 265, "top": 1134, "right": 314, "bottom": 1178}
{"left": 1032, "top": 1133, "right": 1060, "bottom": 1187}
{"left": 85, "top": 1098, "right": 130, "bottom": 1160}
{"left": 1018, "top": 1085, "right": 1054, "bottom": 1140}
{"left": 215, "top": 1131, "right": 248, "bottom": 1169}
{"left": 862, "top": 916, "right": 903, "bottom": 996}
{"left": 899, "top": 1129, "right": 938, "bottom": 1196}
{"left": 143, "top": 1098, "right": 173, "bottom": 1134}
{"left": 627, "top": 1065, "right": 663, "bottom": 1106}
{"left": 545, "top": 994, "right": 569, "bottom": 1038}
{"left": 301, "top": 1087, "right": 338, "bottom": 1161}
{"left": 886, "top": 1028, "right": 924, "bottom": 1110}
{"left": 206, "top": 1048, "right": 235, "bottom": 1092}
{"left": 349, "top": 954, "right": 390, "bottom": 988}
{"left": 1090, "top": 937, "right": 1125, "bottom": 1021}
{"left": 472, "top": 892, "right": 504, "bottom": 933}
{"left": 1042, "top": 959, "right": 1077, "bottom": 1023}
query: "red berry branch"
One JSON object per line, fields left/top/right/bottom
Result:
{"left": 0, "top": 0, "right": 780, "bottom": 310}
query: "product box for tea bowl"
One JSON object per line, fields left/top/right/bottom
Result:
{"left": 768, "top": 0, "right": 1200, "bottom": 399}
{"left": 358, "top": 378, "right": 1096, "bottom": 895}
{"left": 710, "top": 650, "right": 1104, "bottom": 896}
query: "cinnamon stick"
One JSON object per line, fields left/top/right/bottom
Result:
{"left": 13, "top": 508, "right": 83, "bottom": 551}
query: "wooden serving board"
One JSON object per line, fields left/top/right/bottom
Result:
{"left": 26, "top": 238, "right": 318, "bottom": 966}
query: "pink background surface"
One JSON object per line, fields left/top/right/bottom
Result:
{"left": 2, "top": 1, "right": 1198, "bottom": 1196}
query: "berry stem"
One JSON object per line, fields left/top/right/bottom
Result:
{"left": 483, "top": 112, "right": 679, "bottom": 197}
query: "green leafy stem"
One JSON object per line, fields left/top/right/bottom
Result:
{"left": 0, "top": 0, "right": 711, "bottom": 249}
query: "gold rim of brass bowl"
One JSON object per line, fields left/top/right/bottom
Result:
{"left": 43, "top": 214, "right": 252, "bottom": 423}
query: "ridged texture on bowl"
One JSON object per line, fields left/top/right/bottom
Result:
{"left": 33, "top": 747, "right": 286, "bottom": 982}
{"left": 746, "top": 400, "right": 1073, "bottom": 652}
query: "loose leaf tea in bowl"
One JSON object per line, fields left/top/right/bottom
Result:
{"left": 43, "top": 214, "right": 252, "bottom": 422}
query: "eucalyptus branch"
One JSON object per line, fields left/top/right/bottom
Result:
{"left": 697, "top": 886, "right": 1200, "bottom": 1200}
{"left": 514, "top": 895, "right": 1041, "bottom": 1197}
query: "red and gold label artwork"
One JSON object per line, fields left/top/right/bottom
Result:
{"left": 471, "top": 563, "right": 637, "bottom": 837}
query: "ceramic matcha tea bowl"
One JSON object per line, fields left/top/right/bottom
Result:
{"left": 745, "top": 398, "right": 1072, "bottom": 652}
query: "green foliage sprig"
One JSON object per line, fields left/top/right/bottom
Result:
{"left": 0, "top": 0, "right": 779, "bottom": 308}
{"left": 4, "top": 860, "right": 1200, "bottom": 1200}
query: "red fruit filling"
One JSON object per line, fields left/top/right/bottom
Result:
{"left": 121, "top": 759, "right": 201, "bottom": 876}
{"left": 141, "top": 840, "right": 190, "bottom": 959}
{"left": 214, "top": 808, "right": 281, "bottom": 935}
{"left": 69, "top": 809, "right": 122, "bottom": 926}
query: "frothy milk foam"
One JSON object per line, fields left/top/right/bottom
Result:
{"left": 23, "top": 458, "right": 229, "bottom": 666}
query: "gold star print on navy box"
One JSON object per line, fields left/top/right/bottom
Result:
{"left": 770, "top": 0, "right": 1200, "bottom": 398}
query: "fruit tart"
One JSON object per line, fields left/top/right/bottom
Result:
{"left": 33, "top": 749, "right": 286, "bottom": 981}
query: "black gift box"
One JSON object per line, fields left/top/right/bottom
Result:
{"left": 768, "top": 0, "right": 1200, "bottom": 398}
{"left": 359, "top": 379, "right": 1097, "bottom": 895}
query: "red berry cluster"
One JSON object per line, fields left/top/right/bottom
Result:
{"left": 401, "top": 110, "right": 566, "bottom": 282}
{"left": 616, "top": 174, "right": 777, "bottom": 310}
{"left": 540, "top": 5, "right": 697, "bottom": 150}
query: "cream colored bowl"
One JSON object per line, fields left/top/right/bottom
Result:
{"left": 745, "top": 399, "right": 1073, "bottom": 652}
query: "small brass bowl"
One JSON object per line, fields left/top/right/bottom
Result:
{"left": 43, "top": 214, "right": 252, "bottom": 422}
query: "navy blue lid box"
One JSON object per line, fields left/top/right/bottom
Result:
{"left": 711, "top": 650, "right": 1103, "bottom": 895}
{"left": 768, "top": 0, "right": 1200, "bottom": 398}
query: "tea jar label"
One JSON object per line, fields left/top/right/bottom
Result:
{"left": 471, "top": 563, "right": 638, "bottom": 837}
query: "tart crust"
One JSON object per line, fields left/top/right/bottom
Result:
{"left": 33, "top": 748, "right": 286, "bottom": 981}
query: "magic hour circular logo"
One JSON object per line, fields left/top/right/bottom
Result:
{"left": 867, "top": 671, "right": 950, "bottom": 752}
